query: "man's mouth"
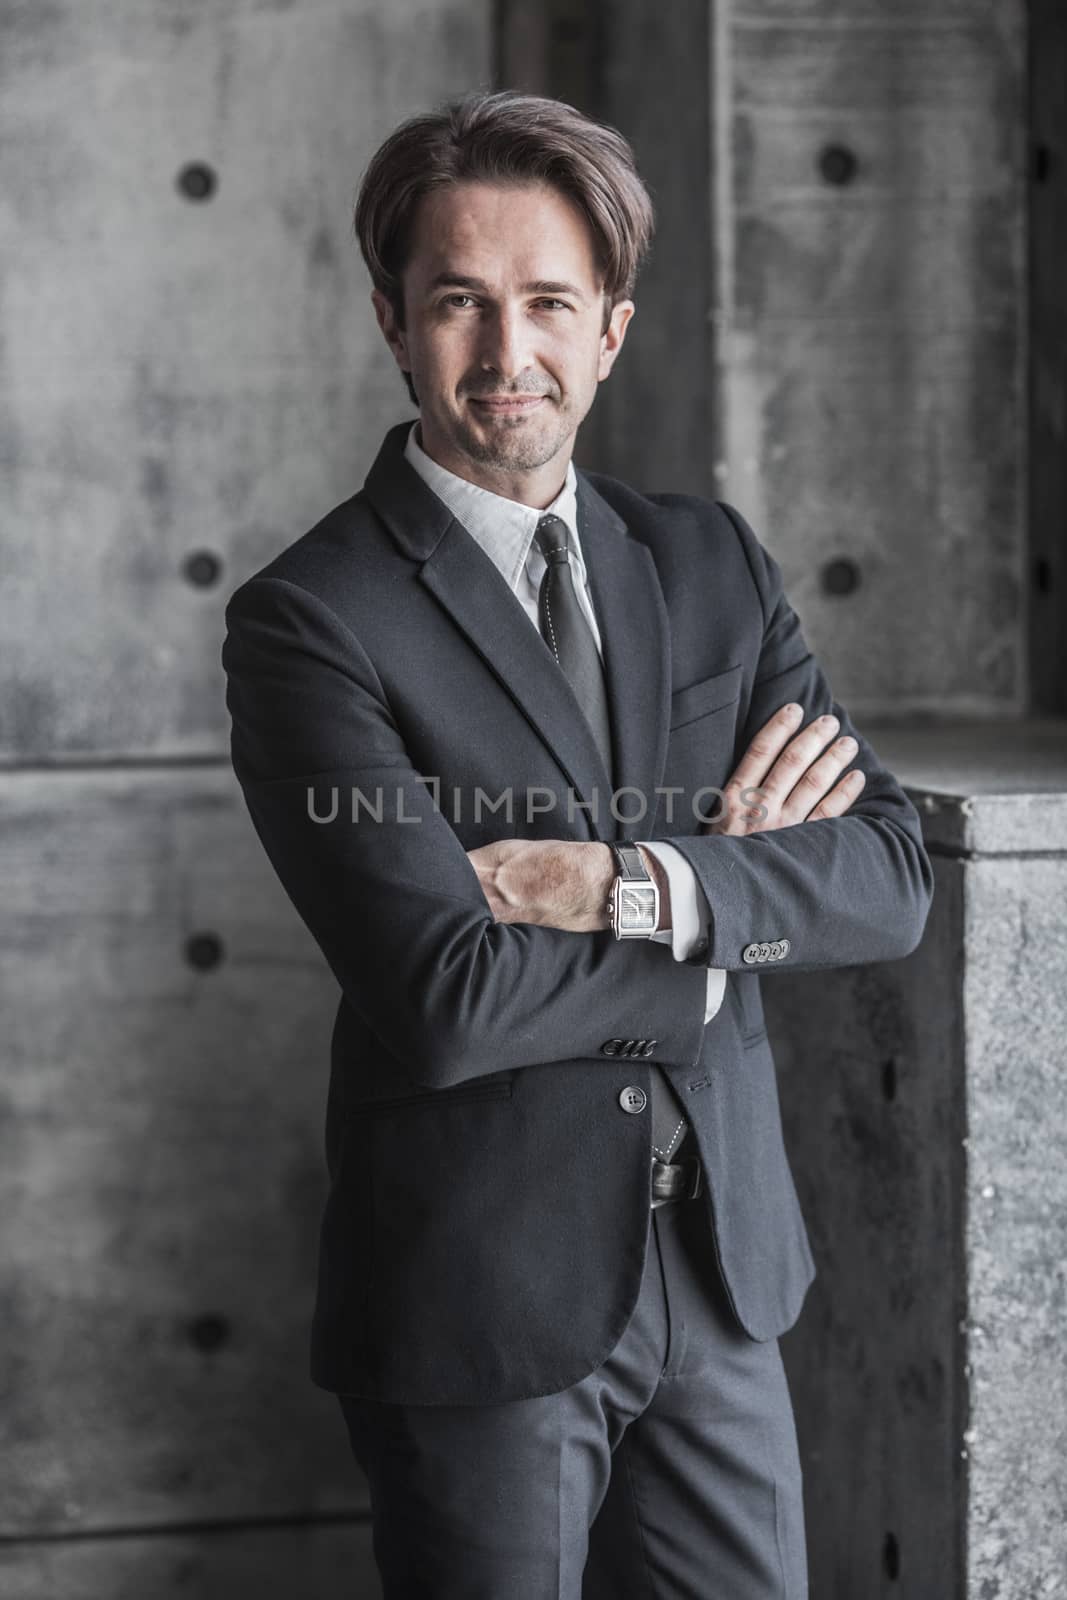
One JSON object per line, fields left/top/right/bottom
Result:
{"left": 468, "top": 395, "right": 547, "bottom": 414}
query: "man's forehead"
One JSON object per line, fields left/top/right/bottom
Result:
{"left": 407, "top": 184, "right": 601, "bottom": 282}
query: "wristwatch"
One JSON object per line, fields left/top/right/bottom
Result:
{"left": 606, "top": 842, "right": 660, "bottom": 939}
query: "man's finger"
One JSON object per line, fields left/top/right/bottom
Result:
{"left": 756, "top": 714, "right": 845, "bottom": 804}
{"left": 724, "top": 702, "right": 805, "bottom": 793}
{"left": 806, "top": 769, "right": 866, "bottom": 821}
{"left": 777, "top": 734, "right": 858, "bottom": 824}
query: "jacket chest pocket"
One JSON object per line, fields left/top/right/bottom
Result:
{"left": 669, "top": 663, "right": 742, "bottom": 732}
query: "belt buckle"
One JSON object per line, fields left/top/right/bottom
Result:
{"left": 650, "top": 1154, "right": 703, "bottom": 1207}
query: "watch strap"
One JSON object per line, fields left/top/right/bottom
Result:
{"left": 611, "top": 841, "right": 650, "bottom": 881}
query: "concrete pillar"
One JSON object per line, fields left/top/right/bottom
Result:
{"left": 768, "top": 720, "right": 1067, "bottom": 1597}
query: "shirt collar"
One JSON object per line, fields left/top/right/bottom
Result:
{"left": 403, "top": 420, "right": 584, "bottom": 593}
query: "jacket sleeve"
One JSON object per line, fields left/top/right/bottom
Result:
{"left": 221, "top": 574, "right": 711, "bottom": 1087}
{"left": 661, "top": 502, "right": 935, "bottom": 973}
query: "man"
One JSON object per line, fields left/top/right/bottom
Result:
{"left": 222, "top": 89, "right": 933, "bottom": 1598}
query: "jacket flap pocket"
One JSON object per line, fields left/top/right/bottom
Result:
{"left": 669, "top": 663, "right": 742, "bottom": 730}
{"left": 355, "top": 1077, "right": 514, "bottom": 1114}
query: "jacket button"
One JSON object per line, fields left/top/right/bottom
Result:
{"left": 619, "top": 1085, "right": 647, "bottom": 1114}
{"left": 601, "top": 1038, "right": 624, "bottom": 1056}
{"left": 693, "top": 937, "right": 709, "bottom": 955}
{"left": 741, "top": 943, "right": 761, "bottom": 964}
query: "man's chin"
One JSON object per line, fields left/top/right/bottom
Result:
{"left": 453, "top": 415, "right": 565, "bottom": 472}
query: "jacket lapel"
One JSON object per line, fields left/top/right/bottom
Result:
{"left": 362, "top": 423, "right": 672, "bottom": 846}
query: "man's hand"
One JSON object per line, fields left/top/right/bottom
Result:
{"left": 703, "top": 702, "right": 864, "bottom": 836}
{"left": 466, "top": 839, "right": 615, "bottom": 933}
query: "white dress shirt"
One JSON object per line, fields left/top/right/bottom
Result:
{"left": 403, "top": 420, "right": 727, "bottom": 1026}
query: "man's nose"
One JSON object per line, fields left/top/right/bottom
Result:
{"left": 477, "top": 306, "right": 534, "bottom": 382}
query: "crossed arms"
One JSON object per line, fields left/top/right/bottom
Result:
{"left": 466, "top": 699, "right": 875, "bottom": 936}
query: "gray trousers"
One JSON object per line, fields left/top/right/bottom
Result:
{"left": 338, "top": 1193, "right": 809, "bottom": 1598}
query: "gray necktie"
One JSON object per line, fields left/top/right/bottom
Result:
{"left": 532, "top": 515, "right": 614, "bottom": 784}
{"left": 532, "top": 514, "right": 693, "bottom": 1173}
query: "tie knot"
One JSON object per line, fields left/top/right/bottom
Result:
{"left": 534, "top": 514, "right": 571, "bottom": 567}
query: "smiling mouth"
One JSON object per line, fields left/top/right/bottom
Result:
{"left": 468, "top": 396, "right": 547, "bottom": 414}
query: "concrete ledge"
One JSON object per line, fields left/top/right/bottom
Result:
{"left": 862, "top": 717, "right": 1067, "bottom": 855}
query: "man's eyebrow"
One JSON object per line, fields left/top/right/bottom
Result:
{"left": 425, "top": 273, "right": 589, "bottom": 302}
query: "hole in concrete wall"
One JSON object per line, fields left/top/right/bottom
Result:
{"left": 186, "top": 1313, "right": 231, "bottom": 1352}
{"left": 183, "top": 550, "right": 223, "bottom": 588}
{"left": 882, "top": 1530, "right": 900, "bottom": 1579}
{"left": 1034, "top": 556, "right": 1053, "bottom": 593}
{"left": 817, "top": 144, "right": 858, "bottom": 185}
{"left": 820, "top": 557, "right": 861, "bottom": 597}
{"left": 1032, "top": 143, "right": 1052, "bottom": 183}
{"left": 185, "top": 932, "right": 224, "bottom": 971}
{"left": 177, "top": 161, "right": 217, "bottom": 201}
{"left": 882, "top": 1057, "right": 897, "bottom": 1101}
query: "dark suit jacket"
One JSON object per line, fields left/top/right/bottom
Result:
{"left": 221, "top": 418, "right": 934, "bottom": 1405}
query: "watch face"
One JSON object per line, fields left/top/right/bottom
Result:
{"left": 620, "top": 884, "right": 658, "bottom": 932}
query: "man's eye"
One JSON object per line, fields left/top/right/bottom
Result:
{"left": 443, "top": 294, "right": 475, "bottom": 308}
{"left": 536, "top": 299, "right": 567, "bottom": 310}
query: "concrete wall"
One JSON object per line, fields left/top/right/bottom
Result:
{"left": 714, "top": 0, "right": 1027, "bottom": 721}
{"left": 520, "top": 0, "right": 1027, "bottom": 720}
{"left": 1, "top": 2, "right": 489, "bottom": 1594}
{"left": 2, "top": 0, "right": 488, "bottom": 766}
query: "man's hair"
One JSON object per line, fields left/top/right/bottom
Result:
{"left": 353, "top": 88, "right": 655, "bottom": 405}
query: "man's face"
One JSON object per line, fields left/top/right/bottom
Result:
{"left": 372, "top": 180, "right": 634, "bottom": 498}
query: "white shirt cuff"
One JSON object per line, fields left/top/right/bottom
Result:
{"left": 636, "top": 839, "right": 726, "bottom": 1025}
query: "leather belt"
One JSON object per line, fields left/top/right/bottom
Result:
{"left": 650, "top": 1154, "right": 703, "bottom": 1208}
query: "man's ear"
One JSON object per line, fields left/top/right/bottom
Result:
{"left": 598, "top": 298, "right": 635, "bottom": 382}
{"left": 371, "top": 289, "right": 411, "bottom": 374}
